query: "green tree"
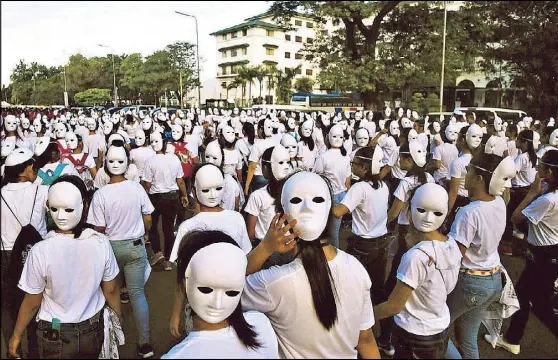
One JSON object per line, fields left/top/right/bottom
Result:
{"left": 238, "top": 66, "right": 257, "bottom": 106}
{"left": 166, "top": 41, "right": 199, "bottom": 106}
{"left": 74, "top": 88, "right": 112, "bottom": 106}
{"left": 1, "top": 84, "right": 12, "bottom": 103}
{"left": 294, "top": 76, "right": 315, "bottom": 93}
{"left": 275, "top": 66, "right": 301, "bottom": 104}
{"left": 252, "top": 65, "right": 268, "bottom": 102}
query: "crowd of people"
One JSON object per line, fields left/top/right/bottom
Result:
{"left": 1, "top": 104, "right": 557, "bottom": 359}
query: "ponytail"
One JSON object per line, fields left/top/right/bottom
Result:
{"left": 228, "top": 303, "right": 262, "bottom": 349}
{"left": 519, "top": 130, "right": 537, "bottom": 169}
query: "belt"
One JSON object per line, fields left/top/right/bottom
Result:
{"left": 38, "top": 308, "right": 103, "bottom": 328}
{"left": 460, "top": 265, "right": 501, "bottom": 276}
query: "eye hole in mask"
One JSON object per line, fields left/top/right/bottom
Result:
{"left": 434, "top": 212, "right": 444, "bottom": 216}
{"left": 216, "top": 187, "right": 223, "bottom": 191}
{"left": 290, "top": 197, "right": 302, "bottom": 204}
{"left": 50, "top": 207, "right": 58, "bottom": 212}
{"left": 198, "top": 287, "right": 213, "bottom": 294}
{"left": 225, "top": 290, "right": 240, "bottom": 297}
{"left": 313, "top": 197, "right": 325, "bottom": 203}
{"left": 65, "top": 209, "right": 75, "bottom": 213}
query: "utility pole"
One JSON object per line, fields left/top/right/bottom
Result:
{"left": 179, "top": 69, "right": 184, "bottom": 108}
{"left": 439, "top": 1, "right": 448, "bottom": 112}
{"left": 98, "top": 44, "right": 118, "bottom": 107}
{"left": 175, "top": 11, "right": 202, "bottom": 108}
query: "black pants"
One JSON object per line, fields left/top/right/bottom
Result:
{"left": 346, "top": 234, "right": 392, "bottom": 344}
{"left": 393, "top": 325, "right": 449, "bottom": 359}
{"left": 1, "top": 251, "right": 38, "bottom": 358}
{"left": 504, "top": 244, "right": 558, "bottom": 344}
{"left": 502, "top": 187, "right": 530, "bottom": 244}
{"left": 149, "top": 191, "right": 181, "bottom": 259}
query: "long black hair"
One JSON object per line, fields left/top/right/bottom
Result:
{"left": 385, "top": 120, "right": 400, "bottom": 146}
{"left": 175, "top": 231, "right": 261, "bottom": 349}
{"left": 540, "top": 149, "right": 558, "bottom": 194}
{"left": 49, "top": 175, "right": 89, "bottom": 238}
{"left": 275, "top": 172, "right": 338, "bottom": 330}
{"left": 518, "top": 130, "right": 537, "bottom": 168}
{"left": 261, "top": 147, "right": 286, "bottom": 201}
{"left": 354, "top": 146, "right": 385, "bottom": 189}
{"left": 399, "top": 142, "right": 427, "bottom": 185}
{"left": 242, "top": 122, "right": 255, "bottom": 145}
{"left": 298, "top": 121, "right": 315, "bottom": 151}
{"left": 2, "top": 158, "right": 36, "bottom": 186}
{"left": 469, "top": 152, "right": 504, "bottom": 194}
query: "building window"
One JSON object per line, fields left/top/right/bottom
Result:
{"left": 222, "top": 82, "right": 227, "bottom": 88}
{"left": 306, "top": 69, "right": 313, "bottom": 76}
{"left": 285, "top": 34, "right": 291, "bottom": 41}
{"left": 221, "top": 34, "right": 227, "bottom": 40}
{"left": 306, "top": 22, "right": 314, "bottom": 28}
{"left": 242, "top": 29, "right": 247, "bottom": 36}
{"left": 320, "top": 30, "right": 328, "bottom": 36}
{"left": 232, "top": 65, "right": 239, "bottom": 74}
{"left": 295, "top": 36, "right": 302, "bottom": 43}
{"left": 307, "top": 37, "right": 314, "bottom": 44}
{"left": 295, "top": 53, "right": 303, "bottom": 60}
{"left": 266, "top": 64, "right": 276, "bottom": 71}
{"left": 242, "top": 48, "right": 247, "bottom": 55}
{"left": 266, "top": 48, "right": 275, "bottom": 56}
{"left": 296, "top": 68, "right": 302, "bottom": 74}
{"left": 295, "top": 19, "right": 302, "bottom": 26}
{"left": 306, "top": 55, "right": 314, "bottom": 61}
{"left": 266, "top": 29, "right": 274, "bottom": 37}
{"left": 231, "top": 49, "right": 237, "bottom": 57}
{"left": 232, "top": 31, "right": 237, "bottom": 39}
{"left": 222, "top": 66, "right": 228, "bottom": 75}
{"left": 222, "top": 51, "right": 227, "bottom": 58}
{"left": 285, "top": 52, "right": 291, "bottom": 59}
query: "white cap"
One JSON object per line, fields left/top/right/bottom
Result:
{"left": 5, "top": 148, "right": 34, "bottom": 166}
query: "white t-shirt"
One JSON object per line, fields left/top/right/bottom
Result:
{"left": 130, "top": 146, "right": 156, "bottom": 179}
{"left": 87, "top": 180, "right": 154, "bottom": 241}
{"left": 34, "top": 162, "right": 79, "bottom": 185}
{"left": 242, "top": 250, "right": 374, "bottom": 359}
{"left": 1, "top": 182, "right": 49, "bottom": 250}
{"left": 507, "top": 140, "right": 519, "bottom": 161}
{"left": 378, "top": 135, "right": 397, "bottom": 165}
{"left": 223, "top": 148, "right": 243, "bottom": 177}
{"left": 487, "top": 135, "right": 507, "bottom": 157}
{"left": 184, "top": 134, "right": 202, "bottom": 158}
{"left": 169, "top": 210, "right": 252, "bottom": 262}
{"left": 93, "top": 164, "right": 140, "bottom": 189}
{"left": 512, "top": 152, "right": 536, "bottom": 187}
{"left": 83, "top": 133, "right": 106, "bottom": 159}
{"left": 417, "top": 133, "right": 429, "bottom": 151}
{"left": 341, "top": 181, "right": 389, "bottom": 238}
{"left": 395, "top": 238, "right": 462, "bottom": 336}
{"left": 313, "top": 149, "right": 351, "bottom": 195}
{"left": 18, "top": 229, "right": 119, "bottom": 323}
{"left": 235, "top": 138, "right": 253, "bottom": 167}
{"left": 388, "top": 147, "right": 407, "bottom": 180}
{"left": 143, "top": 154, "right": 184, "bottom": 194}
{"left": 244, "top": 186, "right": 276, "bottom": 240}
{"left": 432, "top": 143, "right": 459, "bottom": 182}
{"left": 449, "top": 197, "right": 506, "bottom": 269}
{"left": 449, "top": 153, "right": 473, "bottom": 198}
{"left": 62, "top": 152, "right": 96, "bottom": 186}
{"left": 220, "top": 173, "right": 241, "bottom": 211}
{"left": 298, "top": 141, "right": 318, "bottom": 170}
{"left": 249, "top": 138, "right": 276, "bottom": 177}
{"left": 522, "top": 191, "right": 558, "bottom": 246}
{"left": 161, "top": 311, "right": 278, "bottom": 359}
{"left": 74, "top": 125, "right": 89, "bottom": 140}
{"left": 394, "top": 173, "right": 435, "bottom": 225}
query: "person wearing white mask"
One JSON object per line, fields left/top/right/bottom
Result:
{"left": 298, "top": 119, "right": 318, "bottom": 171}
{"left": 350, "top": 128, "right": 371, "bottom": 182}
{"left": 242, "top": 171, "right": 381, "bottom": 359}
{"left": 1, "top": 148, "right": 48, "bottom": 358}
{"left": 54, "top": 122, "right": 72, "bottom": 161}
{"left": 83, "top": 118, "right": 106, "bottom": 169}
{"left": 236, "top": 122, "right": 256, "bottom": 177}
{"left": 8, "top": 175, "right": 121, "bottom": 359}
{"left": 144, "top": 132, "right": 188, "bottom": 270}
{"left": 280, "top": 133, "right": 304, "bottom": 171}
{"left": 219, "top": 125, "right": 243, "bottom": 181}
{"left": 444, "top": 154, "right": 511, "bottom": 359}
{"left": 204, "top": 141, "right": 242, "bottom": 212}
{"left": 2, "top": 115, "right": 32, "bottom": 151}
{"left": 62, "top": 132, "right": 97, "bottom": 194}
{"left": 87, "top": 142, "right": 156, "bottom": 359}
{"left": 313, "top": 124, "right": 352, "bottom": 248}
{"left": 130, "top": 129, "right": 156, "bottom": 180}
{"left": 169, "top": 124, "right": 197, "bottom": 211}
{"left": 244, "top": 119, "right": 277, "bottom": 196}
{"left": 34, "top": 142, "right": 79, "bottom": 186}
{"left": 429, "top": 124, "right": 459, "bottom": 187}
{"left": 164, "top": 231, "right": 277, "bottom": 359}
{"left": 375, "top": 183, "right": 462, "bottom": 359}
{"left": 20, "top": 117, "right": 35, "bottom": 139}
{"left": 169, "top": 164, "right": 252, "bottom": 338}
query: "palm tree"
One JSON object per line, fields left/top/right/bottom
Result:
{"left": 275, "top": 65, "right": 300, "bottom": 104}
{"left": 253, "top": 65, "right": 267, "bottom": 104}
{"left": 227, "top": 81, "right": 238, "bottom": 102}
{"left": 239, "top": 66, "right": 257, "bottom": 107}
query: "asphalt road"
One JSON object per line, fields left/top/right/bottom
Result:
{"left": 3, "top": 217, "right": 557, "bottom": 359}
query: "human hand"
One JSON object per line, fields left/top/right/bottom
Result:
{"left": 170, "top": 313, "right": 182, "bottom": 338}
{"left": 8, "top": 334, "right": 21, "bottom": 359}
{"left": 529, "top": 172, "right": 543, "bottom": 196}
{"left": 261, "top": 213, "right": 300, "bottom": 254}
{"left": 181, "top": 195, "right": 189, "bottom": 208}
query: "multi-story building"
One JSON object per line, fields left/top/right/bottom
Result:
{"left": 210, "top": 11, "right": 333, "bottom": 105}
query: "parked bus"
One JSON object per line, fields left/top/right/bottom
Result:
{"left": 290, "top": 93, "right": 364, "bottom": 113}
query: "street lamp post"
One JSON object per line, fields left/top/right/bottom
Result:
{"left": 98, "top": 44, "right": 118, "bottom": 107}
{"left": 439, "top": 1, "right": 448, "bottom": 112}
{"left": 175, "top": 11, "right": 202, "bottom": 108}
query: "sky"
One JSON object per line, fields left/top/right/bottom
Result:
{"left": 0, "top": 1, "right": 271, "bottom": 86}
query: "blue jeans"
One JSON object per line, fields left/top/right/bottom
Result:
{"left": 445, "top": 270, "right": 503, "bottom": 359}
{"left": 329, "top": 191, "right": 346, "bottom": 248}
{"left": 110, "top": 239, "right": 150, "bottom": 345}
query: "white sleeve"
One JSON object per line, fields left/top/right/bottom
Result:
{"left": 522, "top": 196, "right": 552, "bottom": 226}
{"left": 170, "top": 220, "right": 195, "bottom": 263}
{"left": 313, "top": 154, "right": 325, "bottom": 174}
{"left": 359, "top": 265, "right": 375, "bottom": 330}
{"left": 103, "top": 240, "right": 120, "bottom": 282}
{"left": 143, "top": 159, "right": 154, "bottom": 183}
{"left": 394, "top": 179, "right": 411, "bottom": 202}
{"left": 242, "top": 270, "right": 277, "bottom": 314}
{"left": 86, "top": 191, "right": 106, "bottom": 227}
{"left": 340, "top": 184, "right": 364, "bottom": 213}
{"left": 448, "top": 208, "right": 476, "bottom": 248}
{"left": 140, "top": 185, "right": 155, "bottom": 215}
{"left": 235, "top": 150, "right": 243, "bottom": 170}
{"left": 235, "top": 214, "right": 253, "bottom": 254}
{"left": 175, "top": 157, "right": 184, "bottom": 178}
{"left": 248, "top": 142, "right": 262, "bottom": 163}
{"left": 85, "top": 154, "right": 96, "bottom": 169}
{"left": 387, "top": 149, "right": 399, "bottom": 167}
{"left": 449, "top": 158, "right": 462, "bottom": 179}
{"left": 397, "top": 250, "right": 428, "bottom": 290}
{"left": 18, "top": 246, "right": 46, "bottom": 294}
{"left": 432, "top": 146, "right": 442, "bottom": 161}
{"left": 244, "top": 191, "right": 262, "bottom": 217}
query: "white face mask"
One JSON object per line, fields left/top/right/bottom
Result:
{"left": 21, "top": 118, "right": 30, "bottom": 129}
{"left": 287, "top": 118, "right": 296, "bottom": 130}
{"left": 433, "top": 122, "right": 441, "bottom": 133}
{"left": 269, "top": 145, "right": 292, "bottom": 180}
{"left": 185, "top": 243, "right": 246, "bottom": 324}
{"left": 281, "top": 172, "right": 332, "bottom": 241}
{"left": 301, "top": 120, "right": 313, "bottom": 137}
{"left": 385, "top": 107, "right": 392, "bottom": 118}
{"left": 69, "top": 118, "right": 77, "bottom": 126}
{"left": 401, "top": 117, "right": 413, "bottom": 129}
{"left": 171, "top": 124, "right": 184, "bottom": 141}
{"left": 65, "top": 132, "right": 79, "bottom": 150}
{"left": 103, "top": 121, "right": 113, "bottom": 135}
{"left": 184, "top": 119, "right": 192, "bottom": 133}
{"left": 150, "top": 133, "right": 164, "bottom": 152}
{"left": 397, "top": 108, "right": 404, "bottom": 119}
{"left": 379, "top": 119, "right": 386, "bottom": 130}
{"left": 389, "top": 121, "right": 400, "bottom": 137}
{"left": 466, "top": 124, "right": 483, "bottom": 149}
{"left": 516, "top": 121, "right": 525, "bottom": 134}
{"left": 86, "top": 118, "right": 97, "bottom": 131}
{"left": 488, "top": 156, "right": 516, "bottom": 196}
{"left": 406, "top": 109, "right": 412, "bottom": 118}
{"left": 355, "top": 128, "right": 370, "bottom": 147}
{"left": 280, "top": 134, "right": 298, "bottom": 158}
{"left": 195, "top": 164, "right": 224, "bottom": 207}
{"left": 328, "top": 125, "right": 344, "bottom": 148}
{"left": 55, "top": 123, "right": 67, "bottom": 139}
{"left": 48, "top": 182, "right": 84, "bottom": 231}
{"left": 484, "top": 135, "right": 500, "bottom": 155}
{"left": 411, "top": 183, "right": 448, "bottom": 233}
{"left": 111, "top": 115, "right": 120, "bottom": 124}
{"left": 106, "top": 145, "right": 128, "bottom": 175}
{"left": 135, "top": 129, "right": 146, "bottom": 146}
{"left": 233, "top": 108, "right": 239, "bottom": 115}
{"left": 204, "top": 141, "right": 223, "bottom": 167}
{"left": 408, "top": 129, "right": 419, "bottom": 142}
{"left": 1, "top": 141, "right": 15, "bottom": 157}
{"left": 339, "top": 120, "right": 348, "bottom": 132}
{"left": 263, "top": 119, "right": 274, "bottom": 137}
{"left": 409, "top": 141, "right": 427, "bottom": 168}
{"left": 549, "top": 129, "right": 558, "bottom": 146}
{"left": 494, "top": 118, "right": 503, "bottom": 132}
{"left": 34, "top": 136, "right": 50, "bottom": 156}
{"left": 33, "top": 119, "right": 42, "bottom": 133}
{"left": 445, "top": 125, "right": 458, "bottom": 142}
{"left": 222, "top": 126, "right": 235, "bottom": 143}
{"left": 141, "top": 117, "right": 153, "bottom": 131}
{"left": 355, "top": 112, "right": 362, "bottom": 121}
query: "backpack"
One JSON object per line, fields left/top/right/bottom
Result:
{"left": 1, "top": 186, "right": 43, "bottom": 304}
{"left": 67, "top": 153, "right": 94, "bottom": 190}
{"left": 37, "top": 163, "right": 67, "bottom": 185}
{"left": 173, "top": 142, "right": 195, "bottom": 178}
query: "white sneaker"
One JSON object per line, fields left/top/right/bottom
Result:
{"left": 484, "top": 334, "right": 520, "bottom": 355}
{"left": 512, "top": 229, "right": 525, "bottom": 240}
